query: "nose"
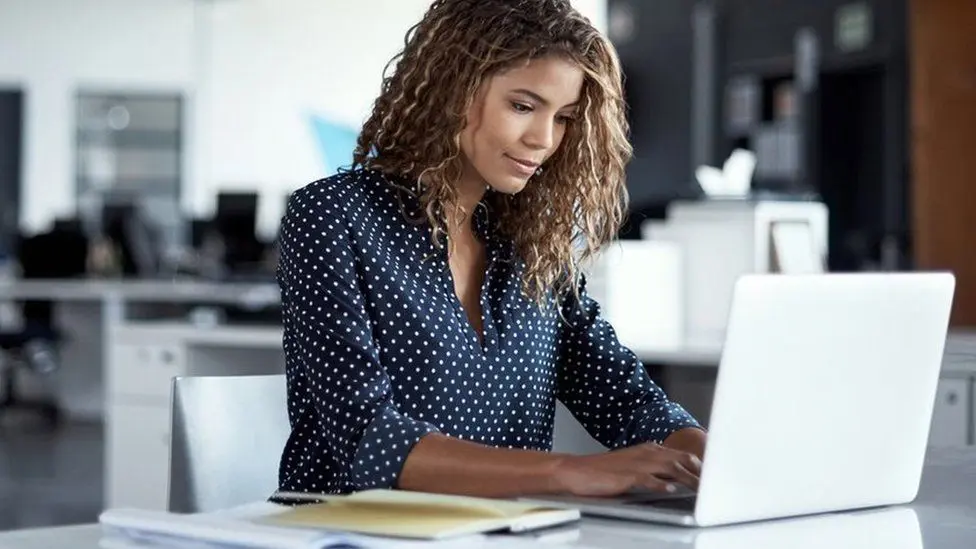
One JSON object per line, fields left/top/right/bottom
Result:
{"left": 523, "top": 117, "right": 555, "bottom": 151}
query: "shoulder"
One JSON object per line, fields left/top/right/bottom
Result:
{"left": 284, "top": 168, "right": 415, "bottom": 235}
{"left": 278, "top": 171, "right": 389, "bottom": 270}
{"left": 286, "top": 168, "right": 397, "bottom": 218}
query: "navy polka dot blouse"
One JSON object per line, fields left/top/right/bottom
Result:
{"left": 275, "top": 168, "right": 701, "bottom": 495}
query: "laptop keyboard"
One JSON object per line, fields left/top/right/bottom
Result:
{"left": 625, "top": 495, "right": 698, "bottom": 512}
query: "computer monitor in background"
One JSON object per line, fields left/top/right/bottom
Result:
{"left": 214, "top": 191, "right": 264, "bottom": 272}
{"left": 215, "top": 192, "right": 258, "bottom": 233}
{"left": 189, "top": 218, "right": 213, "bottom": 250}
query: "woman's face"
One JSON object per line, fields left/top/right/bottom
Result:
{"left": 459, "top": 55, "right": 584, "bottom": 195}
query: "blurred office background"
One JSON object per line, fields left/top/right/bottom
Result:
{"left": 0, "top": 0, "right": 975, "bottom": 533}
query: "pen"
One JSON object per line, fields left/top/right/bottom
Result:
{"left": 267, "top": 490, "right": 333, "bottom": 506}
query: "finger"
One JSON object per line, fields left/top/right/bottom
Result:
{"left": 642, "top": 444, "right": 702, "bottom": 478}
{"left": 639, "top": 444, "right": 701, "bottom": 490}
{"left": 647, "top": 456, "right": 700, "bottom": 491}
{"left": 647, "top": 454, "right": 698, "bottom": 490}
{"left": 638, "top": 474, "right": 681, "bottom": 495}
{"left": 679, "top": 452, "right": 703, "bottom": 477}
{"left": 668, "top": 460, "right": 700, "bottom": 491}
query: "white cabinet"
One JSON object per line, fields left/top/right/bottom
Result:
{"left": 106, "top": 401, "right": 172, "bottom": 510}
{"left": 932, "top": 331, "right": 976, "bottom": 448}
{"left": 642, "top": 200, "right": 828, "bottom": 346}
{"left": 929, "top": 377, "right": 972, "bottom": 448}
{"left": 108, "top": 343, "right": 185, "bottom": 400}
{"left": 104, "top": 329, "right": 186, "bottom": 510}
{"left": 105, "top": 323, "right": 285, "bottom": 510}
{"left": 584, "top": 241, "right": 685, "bottom": 350}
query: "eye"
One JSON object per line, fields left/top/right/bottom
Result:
{"left": 510, "top": 101, "right": 533, "bottom": 113}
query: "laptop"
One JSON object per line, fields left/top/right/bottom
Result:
{"left": 522, "top": 272, "right": 956, "bottom": 527}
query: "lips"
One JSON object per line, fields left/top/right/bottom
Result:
{"left": 507, "top": 155, "right": 540, "bottom": 169}
{"left": 505, "top": 154, "right": 541, "bottom": 177}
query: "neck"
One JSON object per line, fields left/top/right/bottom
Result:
{"left": 448, "top": 166, "right": 489, "bottom": 238}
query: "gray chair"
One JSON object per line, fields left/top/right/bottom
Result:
{"left": 552, "top": 400, "right": 606, "bottom": 455}
{"left": 168, "top": 374, "right": 290, "bottom": 513}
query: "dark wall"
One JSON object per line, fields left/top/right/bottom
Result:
{"left": 724, "top": 0, "right": 904, "bottom": 73}
{"left": 611, "top": 0, "right": 907, "bottom": 189}
{"left": 610, "top": 0, "right": 910, "bottom": 266}
{"left": 0, "top": 89, "right": 23, "bottom": 254}
{"left": 611, "top": 0, "right": 699, "bottom": 210}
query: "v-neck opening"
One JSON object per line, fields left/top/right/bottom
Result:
{"left": 444, "top": 254, "right": 494, "bottom": 356}
{"left": 438, "top": 197, "right": 498, "bottom": 357}
{"left": 442, "top": 241, "right": 496, "bottom": 357}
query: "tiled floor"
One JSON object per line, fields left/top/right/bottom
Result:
{"left": 0, "top": 416, "right": 103, "bottom": 531}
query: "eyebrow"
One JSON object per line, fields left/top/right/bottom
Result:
{"left": 511, "top": 88, "right": 579, "bottom": 109}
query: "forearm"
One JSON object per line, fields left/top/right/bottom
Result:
{"left": 397, "top": 433, "right": 567, "bottom": 498}
{"left": 662, "top": 427, "right": 707, "bottom": 460}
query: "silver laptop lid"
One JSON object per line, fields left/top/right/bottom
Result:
{"left": 695, "top": 273, "right": 954, "bottom": 526}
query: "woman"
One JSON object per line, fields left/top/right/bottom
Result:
{"left": 276, "top": 0, "right": 707, "bottom": 499}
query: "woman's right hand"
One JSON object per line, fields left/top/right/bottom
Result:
{"left": 550, "top": 442, "right": 702, "bottom": 497}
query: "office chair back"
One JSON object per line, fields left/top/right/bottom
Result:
{"left": 16, "top": 225, "right": 88, "bottom": 327}
{"left": 168, "top": 374, "right": 290, "bottom": 513}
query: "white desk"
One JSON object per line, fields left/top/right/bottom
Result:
{"left": 635, "top": 344, "right": 723, "bottom": 366}
{"left": 2, "top": 447, "right": 974, "bottom": 547}
{"left": 0, "top": 279, "right": 279, "bottom": 304}
{"left": 0, "top": 279, "right": 280, "bottom": 418}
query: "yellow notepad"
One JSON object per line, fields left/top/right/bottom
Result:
{"left": 257, "top": 489, "right": 581, "bottom": 540}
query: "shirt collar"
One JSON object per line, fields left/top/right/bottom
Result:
{"left": 384, "top": 170, "right": 515, "bottom": 261}
{"left": 475, "top": 194, "right": 517, "bottom": 263}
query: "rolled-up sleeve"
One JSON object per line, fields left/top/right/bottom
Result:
{"left": 555, "top": 274, "right": 702, "bottom": 449}
{"left": 277, "top": 188, "right": 439, "bottom": 490}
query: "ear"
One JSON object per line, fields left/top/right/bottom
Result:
{"left": 466, "top": 80, "right": 492, "bottom": 122}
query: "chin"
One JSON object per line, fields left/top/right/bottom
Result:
{"left": 487, "top": 175, "right": 530, "bottom": 195}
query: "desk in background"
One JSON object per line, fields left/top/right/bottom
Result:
{"left": 0, "top": 279, "right": 280, "bottom": 418}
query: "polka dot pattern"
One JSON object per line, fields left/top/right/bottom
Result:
{"left": 275, "top": 169, "right": 701, "bottom": 495}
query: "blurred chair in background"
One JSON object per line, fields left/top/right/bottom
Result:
{"left": 0, "top": 220, "right": 89, "bottom": 425}
{"left": 102, "top": 204, "right": 161, "bottom": 278}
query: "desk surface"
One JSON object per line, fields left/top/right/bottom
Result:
{"left": 0, "top": 279, "right": 279, "bottom": 305}
{"left": 2, "top": 448, "right": 973, "bottom": 548}
{"left": 634, "top": 344, "right": 723, "bottom": 366}
{"left": 114, "top": 321, "right": 283, "bottom": 348}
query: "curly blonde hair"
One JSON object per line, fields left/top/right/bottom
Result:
{"left": 351, "top": 0, "right": 632, "bottom": 310}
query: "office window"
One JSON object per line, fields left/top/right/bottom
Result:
{"left": 75, "top": 92, "right": 183, "bottom": 256}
